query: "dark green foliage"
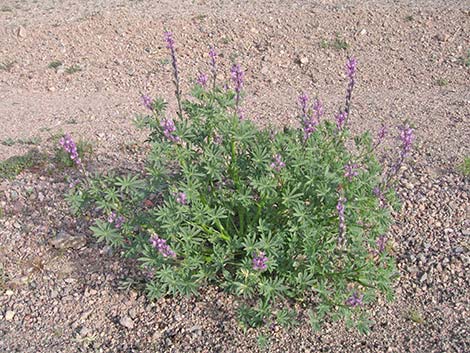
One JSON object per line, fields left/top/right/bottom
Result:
{"left": 0, "top": 149, "right": 45, "bottom": 180}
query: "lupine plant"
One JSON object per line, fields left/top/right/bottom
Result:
{"left": 67, "top": 32, "right": 414, "bottom": 333}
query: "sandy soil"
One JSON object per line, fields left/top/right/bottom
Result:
{"left": 0, "top": 0, "right": 469, "bottom": 352}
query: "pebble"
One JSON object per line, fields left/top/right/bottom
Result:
{"left": 119, "top": 315, "right": 134, "bottom": 329}
{"left": 17, "top": 26, "right": 27, "bottom": 38}
{"left": 420, "top": 273, "right": 428, "bottom": 283}
{"left": 5, "top": 311, "right": 15, "bottom": 321}
{"left": 49, "top": 231, "right": 86, "bottom": 249}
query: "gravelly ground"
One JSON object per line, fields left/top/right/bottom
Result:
{"left": 0, "top": 0, "right": 469, "bottom": 352}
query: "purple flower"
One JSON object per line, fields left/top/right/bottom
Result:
{"left": 142, "top": 95, "right": 153, "bottom": 110}
{"left": 270, "top": 154, "right": 285, "bottom": 172}
{"left": 176, "top": 192, "right": 187, "bottom": 205}
{"left": 376, "top": 235, "right": 387, "bottom": 254}
{"left": 383, "top": 125, "right": 415, "bottom": 187}
{"left": 335, "top": 111, "right": 347, "bottom": 130}
{"left": 312, "top": 98, "right": 324, "bottom": 121}
{"left": 298, "top": 95, "right": 323, "bottom": 141}
{"left": 108, "top": 212, "right": 125, "bottom": 229}
{"left": 344, "top": 163, "right": 359, "bottom": 181}
{"left": 150, "top": 233, "right": 176, "bottom": 258}
{"left": 160, "top": 118, "right": 180, "bottom": 142}
{"left": 399, "top": 125, "right": 414, "bottom": 158}
{"left": 114, "top": 216, "right": 125, "bottom": 229}
{"left": 346, "top": 57, "right": 357, "bottom": 82}
{"left": 59, "top": 133, "right": 81, "bottom": 166}
{"left": 344, "top": 56, "right": 357, "bottom": 123}
{"left": 209, "top": 47, "right": 217, "bottom": 69}
{"left": 164, "top": 31, "right": 182, "bottom": 117}
{"left": 298, "top": 92, "right": 309, "bottom": 118}
{"left": 231, "top": 64, "right": 244, "bottom": 108}
{"left": 373, "top": 186, "right": 386, "bottom": 208}
{"left": 107, "top": 211, "right": 116, "bottom": 224}
{"left": 164, "top": 31, "right": 175, "bottom": 50}
{"left": 197, "top": 73, "right": 208, "bottom": 87}
{"left": 345, "top": 292, "right": 363, "bottom": 307}
{"left": 209, "top": 46, "right": 217, "bottom": 89}
{"left": 377, "top": 125, "right": 387, "bottom": 144}
{"left": 302, "top": 118, "right": 317, "bottom": 141}
{"left": 68, "top": 179, "right": 80, "bottom": 188}
{"left": 236, "top": 107, "right": 245, "bottom": 120}
{"left": 252, "top": 251, "right": 268, "bottom": 271}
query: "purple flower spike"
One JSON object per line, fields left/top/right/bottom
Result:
{"left": 344, "top": 163, "right": 359, "bottom": 181}
{"left": 209, "top": 46, "right": 217, "bottom": 89}
{"left": 345, "top": 292, "right": 363, "bottom": 307}
{"left": 335, "top": 111, "right": 347, "bottom": 130}
{"left": 377, "top": 125, "right": 387, "bottom": 144}
{"left": 164, "top": 31, "right": 175, "bottom": 50}
{"left": 346, "top": 57, "right": 357, "bottom": 81}
{"left": 197, "top": 73, "right": 208, "bottom": 87}
{"left": 150, "top": 233, "right": 176, "bottom": 258}
{"left": 59, "top": 133, "right": 81, "bottom": 166}
{"left": 312, "top": 99, "right": 324, "bottom": 121}
{"left": 298, "top": 94, "right": 322, "bottom": 141}
{"left": 299, "top": 93, "right": 309, "bottom": 118}
{"left": 270, "top": 154, "right": 285, "bottom": 172}
{"left": 383, "top": 125, "right": 414, "bottom": 187}
{"left": 164, "top": 31, "right": 182, "bottom": 117}
{"left": 209, "top": 47, "right": 217, "bottom": 68}
{"left": 231, "top": 64, "right": 244, "bottom": 108}
{"left": 399, "top": 125, "right": 414, "bottom": 158}
{"left": 142, "top": 95, "right": 153, "bottom": 110}
{"left": 344, "top": 56, "right": 357, "bottom": 124}
{"left": 176, "top": 192, "right": 187, "bottom": 205}
{"left": 160, "top": 118, "right": 180, "bottom": 143}
{"left": 231, "top": 64, "right": 244, "bottom": 93}
{"left": 252, "top": 251, "right": 268, "bottom": 271}
{"left": 376, "top": 235, "right": 387, "bottom": 254}
{"left": 236, "top": 107, "right": 245, "bottom": 120}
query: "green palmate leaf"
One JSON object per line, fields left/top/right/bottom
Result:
{"left": 90, "top": 220, "right": 123, "bottom": 247}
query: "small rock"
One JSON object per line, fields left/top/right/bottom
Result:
{"left": 190, "top": 325, "right": 202, "bottom": 336}
{"left": 128, "top": 308, "right": 138, "bottom": 319}
{"left": 436, "top": 33, "right": 450, "bottom": 42}
{"left": 420, "top": 273, "right": 428, "bottom": 283}
{"left": 10, "top": 190, "right": 19, "bottom": 201}
{"left": 17, "top": 26, "right": 27, "bottom": 38}
{"left": 49, "top": 231, "right": 86, "bottom": 249}
{"left": 5, "top": 311, "right": 15, "bottom": 321}
{"left": 299, "top": 57, "right": 309, "bottom": 65}
{"left": 119, "top": 315, "right": 134, "bottom": 329}
{"left": 359, "top": 28, "right": 367, "bottom": 36}
{"left": 79, "top": 326, "right": 91, "bottom": 337}
{"left": 5, "top": 290, "right": 14, "bottom": 296}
